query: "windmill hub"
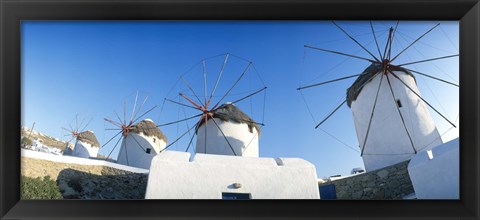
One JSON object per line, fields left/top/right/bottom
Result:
{"left": 381, "top": 59, "right": 391, "bottom": 74}
{"left": 121, "top": 124, "right": 132, "bottom": 137}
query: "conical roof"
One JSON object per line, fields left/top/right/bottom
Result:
{"left": 77, "top": 130, "right": 100, "bottom": 148}
{"left": 130, "top": 119, "right": 168, "bottom": 143}
{"left": 198, "top": 103, "right": 261, "bottom": 136}
{"left": 346, "top": 63, "right": 416, "bottom": 107}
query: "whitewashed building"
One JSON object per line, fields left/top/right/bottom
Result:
{"left": 146, "top": 103, "right": 320, "bottom": 199}
{"left": 348, "top": 64, "right": 443, "bottom": 171}
{"left": 117, "top": 119, "right": 167, "bottom": 169}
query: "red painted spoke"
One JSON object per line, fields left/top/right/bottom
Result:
{"left": 104, "top": 118, "right": 123, "bottom": 128}
{"left": 180, "top": 93, "right": 204, "bottom": 111}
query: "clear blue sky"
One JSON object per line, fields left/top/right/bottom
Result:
{"left": 22, "top": 21, "right": 459, "bottom": 178}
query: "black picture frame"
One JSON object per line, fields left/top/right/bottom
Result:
{"left": 1, "top": 0, "right": 478, "bottom": 219}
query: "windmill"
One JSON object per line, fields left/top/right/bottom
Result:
{"left": 298, "top": 21, "right": 459, "bottom": 172}
{"left": 102, "top": 92, "right": 167, "bottom": 169}
{"left": 62, "top": 114, "right": 99, "bottom": 158}
{"left": 158, "top": 53, "right": 267, "bottom": 157}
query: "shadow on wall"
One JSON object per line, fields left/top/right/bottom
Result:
{"left": 56, "top": 168, "right": 148, "bottom": 199}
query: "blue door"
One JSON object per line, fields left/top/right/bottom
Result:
{"left": 319, "top": 184, "right": 337, "bottom": 199}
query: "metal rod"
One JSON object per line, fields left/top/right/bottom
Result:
{"left": 397, "top": 54, "right": 459, "bottom": 67}
{"left": 361, "top": 73, "right": 385, "bottom": 156}
{"left": 165, "top": 98, "right": 198, "bottom": 110}
{"left": 104, "top": 118, "right": 123, "bottom": 128}
{"left": 370, "top": 21, "right": 383, "bottom": 60}
{"left": 157, "top": 113, "right": 203, "bottom": 127}
{"left": 132, "top": 96, "right": 149, "bottom": 123}
{"left": 391, "top": 23, "right": 440, "bottom": 62}
{"left": 332, "top": 21, "right": 380, "bottom": 62}
{"left": 208, "top": 53, "right": 229, "bottom": 105}
{"left": 212, "top": 62, "right": 252, "bottom": 110}
{"left": 389, "top": 71, "right": 456, "bottom": 128}
{"left": 297, "top": 74, "right": 362, "bottom": 90}
{"left": 210, "top": 116, "right": 237, "bottom": 156}
{"left": 106, "top": 135, "right": 123, "bottom": 161}
{"left": 160, "top": 124, "right": 197, "bottom": 153}
{"left": 130, "top": 91, "right": 139, "bottom": 122}
{"left": 397, "top": 66, "right": 459, "bottom": 87}
{"left": 304, "top": 45, "right": 377, "bottom": 63}
{"left": 385, "top": 74, "right": 417, "bottom": 153}
{"left": 231, "top": 87, "right": 267, "bottom": 104}
{"left": 181, "top": 76, "right": 205, "bottom": 106}
{"left": 315, "top": 100, "right": 347, "bottom": 129}
{"left": 203, "top": 59, "right": 207, "bottom": 105}
{"left": 131, "top": 105, "right": 158, "bottom": 125}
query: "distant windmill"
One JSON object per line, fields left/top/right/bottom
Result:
{"left": 159, "top": 53, "right": 267, "bottom": 157}
{"left": 298, "top": 21, "right": 458, "bottom": 171}
{"left": 62, "top": 114, "right": 99, "bottom": 158}
{"left": 103, "top": 92, "right": 167, "bottom": 169}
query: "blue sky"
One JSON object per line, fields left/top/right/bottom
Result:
{"left": 21, "top": 21, "right": 459, "bottom": 178}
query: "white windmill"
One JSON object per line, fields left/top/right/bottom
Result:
{"left": 298, "top": 21, "right": 458, "bottom": 172}
{"left": 62, "top": 115, "right": 99, "bottom": 158}
{"left": 103, "top": 93, "right": 167, "bottom": 169}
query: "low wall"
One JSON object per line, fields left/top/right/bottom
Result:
{"left": 21, "top": 149, "right": 148, "bottom": 199}
{"left": 319, "top": 160, "right": 414, "bottom": 199}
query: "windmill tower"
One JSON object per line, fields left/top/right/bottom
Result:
{"left": 62, "top": 115, "right": 99, "bottom": 158}
{"left": 298, "top": 21, "right": 458, "bottom": 172}
{"left": 103, "top": 93, "right": 167, "bottom": 169}
{"left": 195, "top": 102, "right": 261, "bottom": 157}
{"left": 159, "top": 53, "right": 266, "bottom": 157}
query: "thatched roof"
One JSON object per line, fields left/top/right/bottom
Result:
{"left": 77, "top": 131, "right": 100, "bottom": 148}
{"left": 346, "top": 63, "right": 415, "bottom": 107}
{"left": 130, "top": 119, "right": 168, "bottom": 143}
{"left": 197, "top": 103, "right": 261, "bottom": 136}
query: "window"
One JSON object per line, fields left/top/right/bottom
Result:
{"left": 153, "top": 138, "right": 156, "bottom": 143}
{"left": 222, "top": 192, "right": 250, "bottom": 200}
{"left": 146, "top": 148, "right": 151, "bottom": 154}
{"left": 396, "top": 99, "right": 402, "bottom": 108}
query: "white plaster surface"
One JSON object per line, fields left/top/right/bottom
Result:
{"left": 351, "top": 71, "right": 443, "bottom": 171}
{"left": 72, "top": 140, "right": 99, "bottom": 158}
{"left": 117, "top": 132, "right": 166, "bottom": 169}
{"left": 407, "top": 138, "right": 459, "bottom": 199}
{"left": 145, "top": 151, "right": 319, "bottom": 199}
{"left": 196, "top": 118, "right": 259, "bottom": 157}
{"left": 21, "top": 149, "right": 149, "bottom": 173}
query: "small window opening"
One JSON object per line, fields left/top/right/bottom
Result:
{"left": 222, "top": 192, "right": 251, "bottom": 200}
{"left": 146, "top": 148, "right": 151, "bottom": 154}
{"left": 153, "top": 138, "right": 156, "bottom": 143}
{"left": 396, "top": 99, "right": 402, "bottom": 108}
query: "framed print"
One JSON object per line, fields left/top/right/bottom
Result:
{"left": 1, "top": 0, "right": 479, "bottom": 219}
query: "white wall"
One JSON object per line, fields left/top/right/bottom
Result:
{"left": 407, "top": 138, "right": 459, "bottom": 199}
{"left": 351, "top": 71, "right": 443, "bottom": 171}
{"left": 72, "top": 140, "right": 99, "bottom": 158}
{"left": 21, "top": 149, "right": 149, "bottom": 173}
{"left": 117, "top": 132, "right": 166, "bottom": 169}
{"left": 145, "top": 151, "right": 319, "bottom": 199}
{"left": 196, "top": 118, "right": 259, "bottom": 157}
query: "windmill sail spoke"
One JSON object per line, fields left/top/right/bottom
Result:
{"left": 114, "top": 111, "right": 123, "bottom": 126}
{"left": 130, "top": 133, "right": 147, "bottom": 151}
{"left": 160, "top": 123, "right": 197, "bottom": 153}
{"left": 185, "top": 123, "right": 200, "bottom": 152}
{"left": 398, "top": 67, "right": 459, "bottom": 87}
{"left": 101, "top": 130, "right": 123, "bottom": 148}
{"left": 132, "top": 96, "right": 149, "bottom": 123}
{"left": 389, "top": 71, "right": 456, "bottom": 128}
{"left": 297, "top": 74, "right": 362, "bottom": 90}
{"left": 80, "top": 117, "right": 93, "bottom": 132}
{"left": 210, "top": 117, "right": 237, "bottom": 156}
{"left": 397, "top": 54, "right": 459, "bottom": 67}
{"left": 106, "top": 135, "right": 123, "bottom": 161}
{"left": 385, "top": 74, "right": 416, "bottom": 153}
{"left": 104, "top": 118, "right": 123, "bottom": 128}
{"left": 383, "top": 28, "right": 393, "bottom": 60}
{"left": 370, "top": 21, "right": 383, "bottom": 60}
{"left": 179, "top": 93, "right": 204, "bottom": 110}
{"left": 181, "top": 76, "right": 205, "bottom": 106}
{"left": 209, "top": 53, "right": 229, "bottom": 105}
{"left": 62, "top": 127, "right": 72, "bottom": 133}
{"left": 124, "top": 137, "right": 129, "bottom": 165}
{"left": 231, "top": 87, "right": 268, "bottom": 104}
{"left": 391, "top": 23, "right": 440, "bottom": 62}
{"left": 361, "top": 74, "right": 385, "bottom": 156}
{"left": 388, "top": 21, "right": 400, "bottom": 59}
{"left": 203, "top": 59, "right": 207, "bottom": 105}
{"left": 332, "top": 21, "right": 380, "bottom": 62}
{"left": 131, "top": 105, "right": 158, "bottom": 125}
{"left": 204, "top": 115, "right": 208, "bottom": 153}
{"left": 124, "top": 97, "right": 127, "bottom": 125}
{"left": 315, "top": 99, "right": 347, "bottom": 129}
{"left": 304, "top": 45, "right": 377, "bottom": 63}
{"left": 212, "top": 62, "right": 252, "bottom": 110}
{"left": 157, "top": 113, "right": 203, "bottom": 127}
{"left": 165, "top": 98, "right": 198, "bottom": 110}
{"left": 130, "top": 91, "right": 139, "bottom": 122}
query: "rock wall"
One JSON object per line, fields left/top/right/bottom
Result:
{"left": 319, "top": 160, "right": 414, "bottom": 199}
{"left": 21, "top": 157, "right": 148, "bottom": 199}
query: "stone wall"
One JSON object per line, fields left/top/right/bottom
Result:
{"left": 21, "top": 157, "right": 148, "bottom": 199}
{"left": 319, "top": 160, "right": 414, "bottom": 199}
